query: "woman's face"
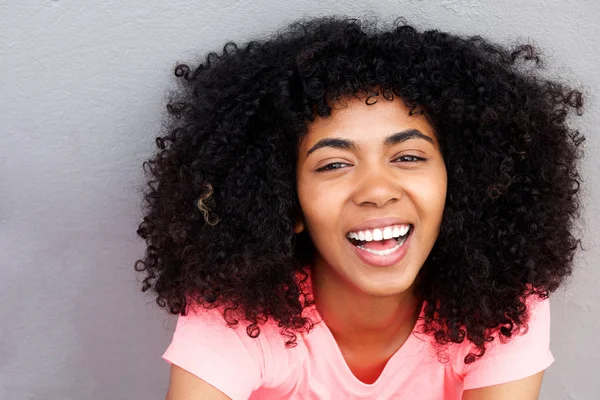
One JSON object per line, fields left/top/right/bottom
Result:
{"left": 296, "top": 95, "right": 447, "bottom": 297}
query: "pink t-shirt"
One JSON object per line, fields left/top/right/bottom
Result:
{"left": 162, "top": 276, "right": 554, "bottom": 399}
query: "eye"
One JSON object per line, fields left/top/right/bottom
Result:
{"left": 394, "top": 155, "right": 426, "bottom": 163}
{"left": 316, "top": 162, "right": 352, "bottom": 172}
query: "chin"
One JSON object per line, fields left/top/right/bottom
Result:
{"left": 351, "top": 270, "right": 418, "bottom": 298}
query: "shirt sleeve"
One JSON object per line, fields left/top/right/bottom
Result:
{"left": 460, "top": 295, "right": 555, "bottom": 390}
{"left": 161, "top": 303, "right": 265, "bottom": 400}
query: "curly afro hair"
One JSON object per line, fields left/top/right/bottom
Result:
{"left": 135, "top": 15, "right": 586, "bottom": 364}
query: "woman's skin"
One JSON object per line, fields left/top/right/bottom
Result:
{"left": 295, "top": 93, "right": 448, "bottom": 383}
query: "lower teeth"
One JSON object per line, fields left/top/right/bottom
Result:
{"left": 356, "top": 235, "right": 408, "bottom": 256}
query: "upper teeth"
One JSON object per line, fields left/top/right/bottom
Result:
{"left": 347, "top": 225, "right": 410, "bottom": 241}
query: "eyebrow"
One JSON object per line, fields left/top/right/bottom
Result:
{"left": 305, "top": 129, "right": 435, "bottom": 158}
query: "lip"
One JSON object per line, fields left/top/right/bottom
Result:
{"left": 347, "top": 217, "right": 412, "bottom": 234}
{"left": 347, "top": 225, "right": 414, "bottom": 267}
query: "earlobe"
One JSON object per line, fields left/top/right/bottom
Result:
{"left": 292, "top": 202, "right": 305, "bottom": 234}
{"left": 293, "top": 218, "right": 305, "bottom": 234}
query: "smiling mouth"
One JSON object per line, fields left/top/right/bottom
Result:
{"left": 346, "top": 225, "right": 413, "bottom": 256}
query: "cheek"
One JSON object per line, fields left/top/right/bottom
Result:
{"left": 409, "top": 172, "right": 447, "bottom": 223}
{"left": 298, "top": 176, "right": 355, "bottom": 250}
{"left": 298, "top": 181, "right": 343, "bottom": 231}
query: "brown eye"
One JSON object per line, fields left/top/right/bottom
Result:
{"left": 316, "top": 162, "right": 351, "bottom": 172}
{"left": 394, "top": 155, "right": 425, "bottom": 163}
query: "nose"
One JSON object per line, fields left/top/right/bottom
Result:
{"left": 351, "top": 167, "right": 402, "bottom": 208}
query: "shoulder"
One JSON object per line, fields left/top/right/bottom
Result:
{"left": 162, "top": 302, "right": 308, "bottom": 398}
{"left": 450, "top": 295, "right": 554, "bottom": 390}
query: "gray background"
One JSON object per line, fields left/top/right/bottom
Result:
{"left": 1, "top": 0, "right": 598, "bottom": 399}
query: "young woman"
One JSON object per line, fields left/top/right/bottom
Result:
{"left": 135, "top": 16, "right": 585, "bottom": 399}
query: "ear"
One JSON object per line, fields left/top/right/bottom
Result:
{"left": 291, "top": 202, "right": 305, "bottom": 234}
{"left": 293, "top": 217, "right": 305, "bottom": 234}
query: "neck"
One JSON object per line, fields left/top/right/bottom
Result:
{"left": 309, "top": 263, "right": 422, "bottom": 352}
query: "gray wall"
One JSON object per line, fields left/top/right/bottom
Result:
{"left": 1, "top": 1, "right": 598, "bottom": 399}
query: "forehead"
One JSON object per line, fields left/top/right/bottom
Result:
{"left": 301, "top": 96, "right": 437, "bottom": 146}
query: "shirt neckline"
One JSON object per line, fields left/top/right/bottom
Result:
{"left": 313, "top": 301, "right": 428, "bottom": 394}
{"left": 298, "top": 267, "right": 429, "bottom": 395}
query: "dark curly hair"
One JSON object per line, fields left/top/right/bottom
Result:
{"left": 135, "top": 15, "right": 586, "bottom": 364}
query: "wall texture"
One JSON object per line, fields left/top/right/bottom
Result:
{"left": 1, "top": 0, "right": 598, "bottom": 399}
